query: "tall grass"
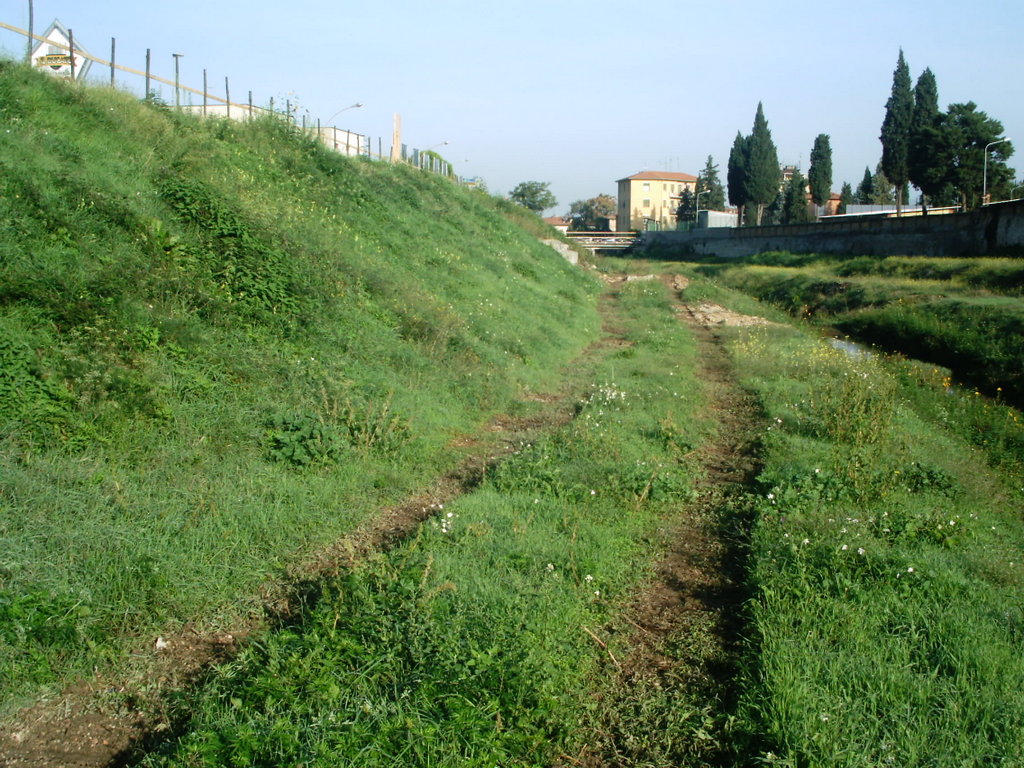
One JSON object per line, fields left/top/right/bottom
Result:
{"left": 0, "top": 59, "right": 600, "bottom": 708}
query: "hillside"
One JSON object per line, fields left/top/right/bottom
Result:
{"left": 0, "top": 59, "right": 600, "bottom": 709}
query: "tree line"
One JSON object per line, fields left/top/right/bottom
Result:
{"left": 508, "top": 50, "right": 1017, "bottom": 229}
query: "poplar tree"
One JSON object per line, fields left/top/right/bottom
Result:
{"left": 880, "top": 49, "right": 913, "bottom": 215}
{"left": 745, "top": 103, "right": 781, "bottom": 225}
{"left": 808, "top": 134, "right": 833, "bottom": 208}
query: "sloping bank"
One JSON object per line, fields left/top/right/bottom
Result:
{"left": 0, "top": 60, "right": 598, "bottom": 713}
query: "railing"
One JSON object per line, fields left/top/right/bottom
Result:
{"left": 0, "top": 20, "right": 455, "bottom": 176}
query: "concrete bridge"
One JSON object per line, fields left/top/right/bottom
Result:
{"left": 564, "top": 231, "right": 637, "bottom": 252}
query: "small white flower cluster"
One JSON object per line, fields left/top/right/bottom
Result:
{"left": 426, "top": 503, "right": 457, "bottom": 534}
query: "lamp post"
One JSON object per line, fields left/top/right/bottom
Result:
{"left": 326, "top": 102, "right": 363, "bottom": 125}
{"left": 983, "top": 137, "right": 1012, "bottom": 205}
{"left": 695, "top": 189, "right": 711, "bottom": 228}
{"left": 172, "top": 53, "right": 183, "bottom": 108}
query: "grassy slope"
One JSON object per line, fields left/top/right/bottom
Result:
{"left": 0, "top": 61, "right": 599, "bottom": 709}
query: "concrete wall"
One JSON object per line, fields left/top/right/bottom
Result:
{"left": 639, "top": 199, "right": 1024, "bottom": 259}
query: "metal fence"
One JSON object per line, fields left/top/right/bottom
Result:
{"left": 0, "top": 19, "right": 455, "bottom": 177}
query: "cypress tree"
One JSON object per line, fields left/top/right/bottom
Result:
{"left": 838, "top": 182, "right": 854, "bottom": 214}
{"left": 727, "top": 132, "right": 749, "bottom": 225}
{"left": 697, "top": 155, "right": 726, "bottom": 212}
{"left": 745, "top": 102, "right": 781, "bottom": 225}
{"left": 781, "top": 168, "right": 812, "bottom": 224}
{"left": 855, "top": 167, "right": 874, "bottom": 204}
{"left": 808, "top": 134, "right": 833, "bottom": 208}
{"left": 908, "top": 67, "right": 942, "bottom": 213}
{"left": 880, "top": 49, "right": 913, "bottom": 215}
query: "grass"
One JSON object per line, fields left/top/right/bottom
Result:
{"left": 666, "top": 274, "right": 1024, "bottom": 767}
{"left": 139, "top": 278, "right": 713, "bottom": 766}
{"left": 0, "top": 59, "right": 600, "bottom": 710}
{"left": 685, "top": 251, "right": 1024, "bottom": 405}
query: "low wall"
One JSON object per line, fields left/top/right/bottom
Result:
{"left": 639, "top": 199, "right": 1024, "bottom": 259}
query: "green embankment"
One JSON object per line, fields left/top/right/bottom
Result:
{"left": 0, "top": 60, "right": 599, "bottom": 708}
{"left": 691, "top": 251, "right": 1024, "bottom": 404}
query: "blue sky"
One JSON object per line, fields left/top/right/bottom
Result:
{"left": 2, "top": 0, "right": 1021, "bottom": 214}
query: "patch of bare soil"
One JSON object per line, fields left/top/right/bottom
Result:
{"left": 564, "top": 275, "right": 763, "bottom": 767}
{"left": 0, "top": 384, "right": 595, "bottom": 768}
{"left": 685, "top": 301, "right": 780, "bottom": 328}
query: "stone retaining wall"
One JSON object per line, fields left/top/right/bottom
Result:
{"left": 639, "top": 199, "right": 1024, "bottom": 259}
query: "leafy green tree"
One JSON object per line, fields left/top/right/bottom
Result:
{"left": 908, "top": 67, "right": 943, "bottom": 213}
{"left": 695, "top": 155, "right": 726, "bottom": 211}
{"left": 928, "top": 102, "right": 1014, "bottom": 209}
{"left": 808, "top": 134, "right": 833, "bottom": 207}
{"left": 880, "top": 49, "right": 914, "bottom": 214}
{"left": 509, "top": 181, "right": 556, "bottom": 213}
{"left": 781, "top": 168, "right": 813, "bottom": 224}
{"left": 568, "top": 194, "right": 617, "bottom": 231}
{"left": 838, "top": 181, "right": 854, "bottom": 214}
{"left": 727, "top": 132, "right": 749, "bottom": 225}
{"left": 745, "top": 102, "right": 781, "bottom": 225}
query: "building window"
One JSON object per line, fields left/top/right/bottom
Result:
{"left": 643, "top": 199, "right": 651, "bottom": 208}
{"left": 643, "top": 182, "right": 650, "bottom": 192}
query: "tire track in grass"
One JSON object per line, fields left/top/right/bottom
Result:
{"left": 565, "top": 274, "right": 765, "bottom": 767}
{"left": 0, "top": 329, "right": 622, "bottom": 768}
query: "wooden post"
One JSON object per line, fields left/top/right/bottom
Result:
{"left": 69, "top": 29, "right": 75, "bottom": 80}
{"left": 145, "top": 48, "right": 151, "bottom": 99}
{"left": 225, "top": 77, "right": 230, "bottom": 119}
{"left": 248, "top": 90, "right": 253, "bottom": 120}
{"left": 110, "top": 38, "right": 115, "bottom": 86}
{"left": 390, "top": 114, "right": 401, "bottom": 163}
{"left": 203, "top": 69, "right": 207, "bottom": 116}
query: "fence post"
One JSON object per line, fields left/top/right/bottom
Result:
{"left": 203, "top": 69, "right": 207, "bottom": 116}
{"left": 248, "top": 90, "right": 253, "bottom": 120}
{"left": 110, "top": 38, "right": 115, "bottom": 86}
{"left": 69, "top": 29, "right": 75, "bottom": 80}
{"left": 26, "top": 0, "right": 33, "bottom": 64}
{"left": 225, "top": 77, "right": 230, "bottom": 119}
{"left": 145, "top": 48, "right": 151, "bottom": 99}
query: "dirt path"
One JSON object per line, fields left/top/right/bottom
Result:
{"left": 565, "top": 274, "right": 764, "bottom": 766}
{"left": 0, "top": 343, "right": 617, "bottom": 768}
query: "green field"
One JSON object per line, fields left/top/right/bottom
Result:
{"left": 3, "top": 60, "right": 1024, "bottom": 767}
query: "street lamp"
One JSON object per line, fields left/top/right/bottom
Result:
{"left": 427, "top": 141, "right": 449, "bottom": 152}
{"left": 326, "top": 102, "right": 363, "bottom": 125}
{"left": 983, "top": 137, "right": 1012, "bottom": 205}
{"left": 172, "top": 53, "right": 184, "bottom": 109}
{"left": 695, "top": 189, "right": 711, "bottom": 228}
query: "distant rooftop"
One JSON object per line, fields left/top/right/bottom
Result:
{"left": 618, "top": 170, "right": 698, "bottom": 183}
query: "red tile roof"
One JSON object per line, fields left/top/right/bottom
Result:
{"left": 618, "top": 170, "right": 698, "bottom": 183}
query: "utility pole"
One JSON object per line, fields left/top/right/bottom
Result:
{"left": 172, "top": 53, "right": 184, "bottom": 108}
